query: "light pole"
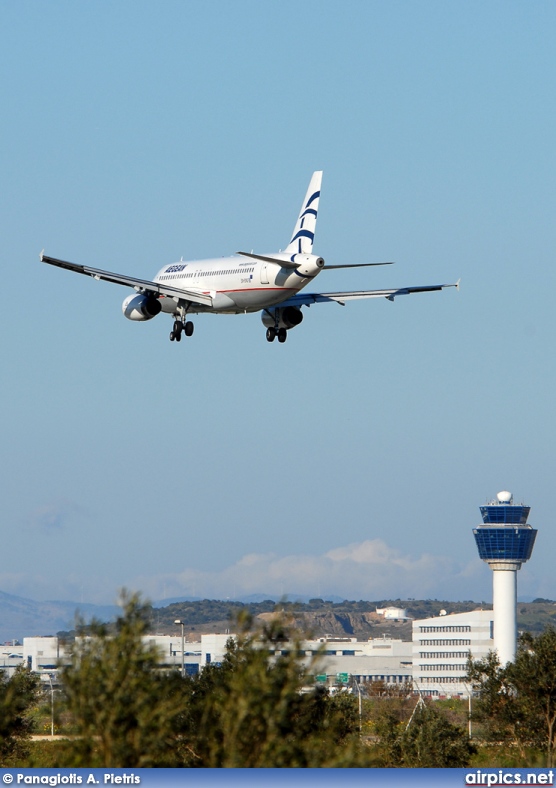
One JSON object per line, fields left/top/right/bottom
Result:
{"left": 174, "top": 619, "right": 185, "bottom": 677}
{"left": 47, "top": 673, "right": 55, "bottom": 736}
{"left": 468, "top": 690, "right": 472, "bottom": 740}
{"left": 352, "top": 677, "right": 363, "bottom": 734}
{"left": 462, "top": 682, "right": 473, "bottom": 739}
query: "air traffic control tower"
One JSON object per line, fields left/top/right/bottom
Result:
{"left": 473, "top": 491, "right": 537, "bottom": 665}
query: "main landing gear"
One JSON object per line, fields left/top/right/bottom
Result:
{"left": 170, "top": 319, "right": 194, "bottom": 342}
{"left": 266, "top": 327, "right": 287, "bottom": 343}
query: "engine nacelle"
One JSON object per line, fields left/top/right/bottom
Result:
{"left": 261, "top": 306, "right": 304, "bottom": 330}
{"left": 122, "top": 293, "right": 162, "bottom": 321}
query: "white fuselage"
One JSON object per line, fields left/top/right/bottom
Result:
{"left": 153, "top": 256, "right": 317, "bottom": 315}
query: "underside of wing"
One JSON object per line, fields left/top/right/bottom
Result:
{"left": 278, "top": 282, "right": 460, "bottom": 308}
{"left": 40, "top": 253, "right": 212, "bottom": 307}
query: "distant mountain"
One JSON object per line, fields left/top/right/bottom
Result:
{"left": 152, "top": 596, "right": 202, "bottom": 607}
{"left": 0, "top": 589, "right": 347, "bottom": 642}
{"left": 235, "top": 593, "right": 347, "bottom": 604}
{"left": 2, "top": 589, "right": 552, "bottom": 642}
{"left": 0, "top": 590, "right": 119, "bottom": 643}
{"left": 152, "top": 593, "right": 347, "bottom": 607}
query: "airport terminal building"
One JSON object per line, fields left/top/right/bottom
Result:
{"left": 1, "top": 609, "right": 495, "bottom": 697}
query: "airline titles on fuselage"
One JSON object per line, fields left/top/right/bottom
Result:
{"left": 158, "top": 262, "right": 255, "bottom": 283}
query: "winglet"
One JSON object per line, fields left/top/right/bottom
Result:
{"left": 455, "top": 278, "right": 461, "bottom": 291}
{"left": 40, "top": 249, "right": 45, "bottom": 262}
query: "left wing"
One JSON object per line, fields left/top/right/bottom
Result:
{"left": 40, "top": 253, "right": 213, "bottom": 307}
{"left": 279, "top": 281, "right": 460, "bottom": 307}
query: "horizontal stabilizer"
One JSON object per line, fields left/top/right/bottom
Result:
{"left": 236, "top": 251, "right": 299, "bottom": 269}
{"left": 237, "top": 252, "right": 394, "bottom": 271}
{"left": 323, "top": 262, "right": 394, "bottom": 269}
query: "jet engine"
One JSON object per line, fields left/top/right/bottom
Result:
{"left": 261, "top": 306, "right": 304, "bottom": 330}
{"left": 122, "top": 293, "right": 162, "bottom": 321}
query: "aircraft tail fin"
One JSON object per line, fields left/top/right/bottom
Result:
{"left": 284, "top": 171, "right": 322, "bottom": 254}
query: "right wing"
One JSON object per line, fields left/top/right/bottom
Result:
{"left": 40, "top": 253, "right": 213, "bottom": 307}
{"left": 279, "top": 281, "right": 460, "bottom": 307}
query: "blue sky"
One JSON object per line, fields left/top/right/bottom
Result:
{"left": 1, "top": 1, "right": 555, "bottom": 606}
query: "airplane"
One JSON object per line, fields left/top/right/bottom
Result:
{"left": 40, "top": 171, "right": 459, "bottom": 344}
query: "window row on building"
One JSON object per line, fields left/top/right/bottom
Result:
{"left": 419, "top": 664, "right": 468, "bottom": 672}
{"left": 417, "top": 676, "right": 468, "bottom": 684}
{"left": 419, "top": 652, "right": 470, "bottom": 659}
{"left": 418, "top": 626, "right": 471, "bottom": 633}
{"left": 357, "top": 675, "right": 410, "bottom": 684}
{"left": 418, "top": 639, "right": 471, "bottom": 646}
{"left": 419, "top": 638, "right": 471, "bottom": 646}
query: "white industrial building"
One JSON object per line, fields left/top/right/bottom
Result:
{"left": 376, "top": 607, "right": 410, "bottom": 621}
{"left": 198, "top": 633, "right": 413, "bottom": 685}
{"left": 0, "top": 635, "right": 202, "bottom": 680}
{"left": 1, "top": 610, "right": 498, "bottom": 696}
{"left": 298, "top": 636, "right": 413, "bottom": 685}
{"left": 1, "top": 632, "right": 414, "bottom": 688}
{"left": 0, "top": 642, "right": 25, "bottom": 677}
{"left": 412, "top": 609, "right": 494, "bottom": 696}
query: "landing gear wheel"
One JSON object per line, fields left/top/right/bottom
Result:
{"left": 184, "top": 321, "right": 194, "bottom": 337}
{"left": 266, "top": 327, "right": 276, "bottom": 343}
{"left": 171, "top": 319, "right": 184, "bottom": 343}
{"left": 278, "top": 328, "right": 287, "bottom": 343}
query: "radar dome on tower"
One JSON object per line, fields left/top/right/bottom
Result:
{"left": 497, "top": 491, "right": 512, "bottom": 503}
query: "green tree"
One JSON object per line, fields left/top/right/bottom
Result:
{"left": 469, "top": 628, "right": 556, "bottom": 766}
{"left": 374, "top": 698, "right": 475, "bottom": 767}
{"left": 55, "top": 597, "right": 366, "bottom": 768}
{"left": 58, "top": 592, "right": 186, "bottom": 767}
{"left": 180, "top": 614, "right": 367, "bottom": 767}
{"left": 0, "top": 665, "right": 40, "bottom": 765}
{"left": 512, "top": 628, "right": 556, "bottom": 766}
{"left": 466, "top": 650, "right": 526, "bottom": 751}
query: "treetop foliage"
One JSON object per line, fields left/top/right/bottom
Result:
{"left": 47, "top": 593, "right": 370, "bottom": 767}
{"left": 0, "top": 665, "right": 41, "bottom": 765}
{"left": 468, "top": 627, "right": 556, "bottom": 767}
{"left": 374, "top": 700, "right": 476, "bottom": 767}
